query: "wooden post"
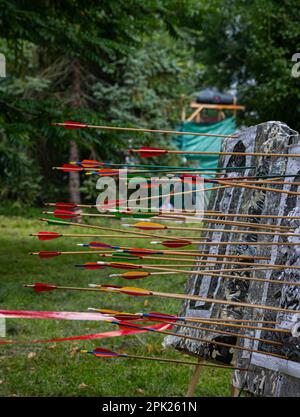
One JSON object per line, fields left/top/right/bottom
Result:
{"left": 186, "top": 358, "right": 203, "bottom": 397}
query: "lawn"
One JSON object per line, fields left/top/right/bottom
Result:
{"left": 0, "top": 207, "right": 232, "bottom": 397}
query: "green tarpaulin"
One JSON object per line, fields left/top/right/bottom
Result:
{"left": 173, "top": 116, "right": 236, "bottom": 173}
{"left": 173, "top": 117, "right": 237, "bottom": 203}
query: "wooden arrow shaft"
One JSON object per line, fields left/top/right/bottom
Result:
{"left": 39, "top": 218, "right": 191, "bottom": 242}
{"left": 218, "top": 179, "right": 300, "bottom": 197}
{"left": 134, "top": 264, "right": 300, "bottom": 286}
{"left": 120, "top": 323, "right": 287, "bottom": 360}
{"left": 111, "top": 254, "right": 300, "bottom": 270}
{"left": 182, "top": 318, "right": 288, "bottom": 333}
{"left": 131, "top": 148, "right": 300, "bottom": 158}
{"left": 120, "top": 355, "right": 246, "bottom": 370}
{"left": 53, "top": 122, "right": 237, "bottom": 138}
{"left": 152, "top": 289, "right": 299, "bottom": 315}
{"left": 164, "top": 320, "right": 282, "bottom": 346}
{"left": 143, "top": 225, "right": 298, "bottom": 237}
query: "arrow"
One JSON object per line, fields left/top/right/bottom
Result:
{"left": 76, "top": 260, "right": 272, "bottom": 275}
{"left": 52, "top": 120, "right": 238, "bottom": 138}
{"left": 97, "top": 253, "right": 274, "bottom": 270}
{"left": 43, "top": 209, "right": 184, "bottom": 222}
{"left": 39, "top": 217, "right": 198, "bottom": 242}
{"left": 30, "top": 232, "right": 143, "bottom": 241}
{"left": 77, "top": 261, "right": 300, "bottom": 287}
{"left": 80, "top": 325, "right": 286, "bottom": 360}
{"left": 37, "top": 217, "right": 299, "bottom": 248}
{"left": 124, "top": 221, "right": 299, "bottom": 237}
{"left": 151, "top": 239, "right": 300, "bottom": 247}
{"left": 92, "top": 307, "right": 290, "bottom": 336}
{"left": 90, "top": 308, "right": 279, "bottom": 326}
{"left": 71, "top": 159, "right": 255, "bottom": 172}
{"left": 44, "top": 209, "right": 290, "bottom": 232}
{"left": 130, "top": 146, "right": 300, "bottom": 159}
{"left": 105, "top": 318, "right": 282, "bottom": 348}
{"left": 80, "top": 347, "right": 250, "bottom": 370}
{"left": 24, "top": 282, "right": 300, "bottom": 315}
{"left": 44, "top": 203, "right": 300, "bottom": 221}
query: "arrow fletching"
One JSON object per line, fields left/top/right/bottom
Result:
{"left": 93, "top": 308, "right": 141, "bottom": 321}
{"left": 146, "top": 312, "right": 178, "bottom": 322}
{"left": 88, "top": 241, "right": 114, "bottom": 249}
{"left": 80, "top": 159, "right": 103, "bottom": 168}
{"left": 63, "top": 121, "right": 88, "bottom": 130}
{"left": 120, "top": 271, "right": 150, "bottom": 280}
{"left": 53, "top": 209, "right": 80, "bottom": 219}
{"left": 76, "top": 262, "right": 107, "bottom": 270}
{"left": 30, "top": 251, "right": 62, "bottom": 259}
{"left": 131, "top": 147, "right": 168, "bottom": 158}
{"left": 131, "top": 222, "right": 166, "bottom": 230}
{"left": 61, "top": 163, "right": 84, "bottom": 172}
{"left": 35, "top": 232, "right": 62, "bottom": 241}
{"left": 110, "top": 253, "right": 141, "bottom": 261}
{"left": 107, "top": 262, "right": 141, "bottom": 270}
{"left": 92, "top": 347, "right": 125, "bottom": 357}
{"left": 41, "top": 217, "right": 71, "bottom": 227}
{"left": 161, "top": 240, "right": 192, "bottom": 248}
{"left": 120, "top": 286, "right": 153, "bottom": 296}
{"left": 49, "top": 202, "right": 78, "bottom": 210}
{"left": 24, "top": 283, "right": 58, "bottom": 293}
{"left": 94, "top": 169, "right": 120, "bottom": 176}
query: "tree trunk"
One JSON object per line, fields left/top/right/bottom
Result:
{"left": 69, "top": 59, "right": 83, "bottom": 203}
{"left": 69, "top": 140, "right": 81, "bottom": 204}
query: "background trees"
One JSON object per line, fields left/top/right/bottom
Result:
{"left": 0, "top": 0, "right": 299, "bottom": 206}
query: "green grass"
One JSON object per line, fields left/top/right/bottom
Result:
{"left": 0, "top": 209, "right": 232, "bottom": 397}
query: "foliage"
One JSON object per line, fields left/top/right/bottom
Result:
{"left": 187, "top": 0, "right": 300, "bottom": 129}
{"left": 0, "top": 0, "right": 199, "bottom": 205}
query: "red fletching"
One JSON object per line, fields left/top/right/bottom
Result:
{"left": 54, "top": 202, "right": 78, "bottom": 210}
{"left": 33, "top": 283, "right": 58, "bottom": 293}
{"left": 128, "top": 248, "right": 161, "bottom": 255}
{"left": 93, "top": 347, "right": 120, "bottom": 357}
{"left": 161, "top": 240, "right": 192, "bottom": 248}
{"left": 37, "top": 232, "right": 62, "bottom": 241}
{"left": 63, "top": 121, "right": 88, "bottom": 130}
{"left": 80, "top": 159, "right": 103, "bottom": 168}
{"left": 62, "top": 164, "right": 83, "bottom": 172}
{"left": 88, "top": 242, "right": 113, "bottom": 249}
{"left": 147, "top": 312, "right": 177, "bottom": 322}
{"left": 53, "top": 209, "right": 80, "bottom": 219}
{"left": 135, "top": 147, "right": 168, "bottom": 158}
{"left": 38, "top": 251, "right": 61, "bottom": 258}
{"left": 108, "top": 262, "right": 141, "bottom": 270}
{"left": 96, "top": 169, "right": 120, "bottom": 176}
{"left": 82, "top": 262, "right": 106, "bottom": 270}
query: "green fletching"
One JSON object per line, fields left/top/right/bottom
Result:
{"left": 45, "top": 217, "right": 71, "bottom": 226}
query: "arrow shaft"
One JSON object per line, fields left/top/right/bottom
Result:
{"left": 111, "top": 253, "right": 299, "bottom": 270}
{"left": 158, "top": 320, "right": 282, "bottom": 346}
{"left": 53, "top": 122, "right": 237, "bottom": 138}
{"left": 39, "top": 218, "right": 190, "bottom": 242}
{"left": 152, "top": 289, "right": 299, "bottom": 315}
{"left": 217, "top": 179, "right": 300, "bottom": 197}
{"left": 117, "top": 322, "right": 286, "bottom": 359}
{"left": 131, "top": 148, "right": 300, "bottom": 158}
{"left": 132, "top": 224, "right": 297, "bottom": 237}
